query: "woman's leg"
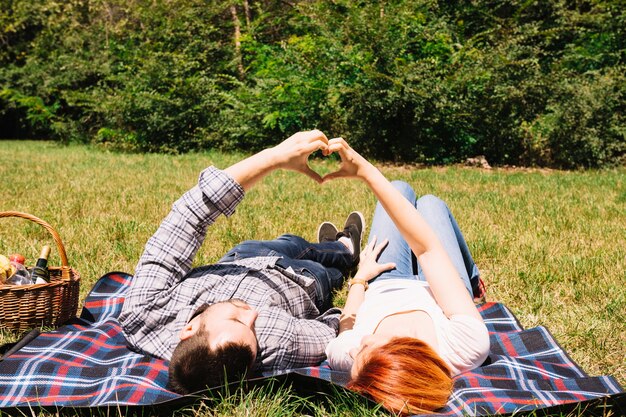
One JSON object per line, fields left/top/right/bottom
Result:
{"left": 366, "top": 181, "right": 480, "bottom": 295}
{"left": 414, "top": 194, "right": 480, "bottom": 296}
{"left": 367, "top": 180, "right": 418, "bottom": 282}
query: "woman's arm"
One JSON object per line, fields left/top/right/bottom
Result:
{"left": 339, "top": 238, "right": 395, "bottom": 333}
{"left": 324, "top": 139, "right": 481, "bottom": 321}
{"left": 339, "top": 284, "right": 366, "bottom": 333}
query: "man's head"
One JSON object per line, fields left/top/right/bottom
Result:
{"left": 168, "top": 299, "right": 259, "bottom": 394}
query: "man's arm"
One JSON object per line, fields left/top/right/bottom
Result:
{"left": 119, "top": 167, "right": 244, "bottom": 340}
{"left": 259, "top": 313, "right": 342, "bottom": 372}
{"left": 225, "top": 129, "right": 330, "bottom": 190}
{"left": 120, "top": 130, "right": 330, "bottom": 336}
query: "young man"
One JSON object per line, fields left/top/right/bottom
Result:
{"left": 118, "top": 130, "right": 364, "bottom": 394}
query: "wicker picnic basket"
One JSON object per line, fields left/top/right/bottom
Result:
{"left": 0, "top": 211, "right": 81, "bottom": 332}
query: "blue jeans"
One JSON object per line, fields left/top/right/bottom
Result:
{"left": 368, "top": 181, "right": 480, "bottom": 296}
{"left": 218, "top": 234, "right": 353, "bottom": 311}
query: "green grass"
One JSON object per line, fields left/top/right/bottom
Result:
{"left": 0, "top": 140, "right": 624, "bottom": 416}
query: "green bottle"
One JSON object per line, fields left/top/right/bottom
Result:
{"left": 31, "top": 245, "right": 51, "bottom": 285}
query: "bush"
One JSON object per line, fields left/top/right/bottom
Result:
{"left": 522, "top": 67, "right": 626, "bottom": 168}
{"left": 1, "top": 0, "right": 624, "bottom": 166}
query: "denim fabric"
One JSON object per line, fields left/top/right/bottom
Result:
{"left": 367, "top": 181, "right": 480, "bottom": 296}
{"left": 219, "top": 234, "right": 353, "bottom": 311}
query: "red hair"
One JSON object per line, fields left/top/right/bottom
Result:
{"left": 347, "top": 337, "right": 453, "bottom": 415}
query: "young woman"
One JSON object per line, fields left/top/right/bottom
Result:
{"left": 322, "top": 139, "right": 490, "bottom": 415}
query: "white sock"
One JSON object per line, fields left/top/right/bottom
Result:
{"left": 338, "top": 236, "right": 354, "bottom": 254}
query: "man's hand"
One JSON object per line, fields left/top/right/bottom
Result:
{"left": 269, "top": 130, "right": 330, "bottom": 183}
{"left": 225, "top": 130, "right": 329, "bottom": 191}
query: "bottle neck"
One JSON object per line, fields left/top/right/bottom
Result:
{"left": 35, "top": 257, "right": 48, "bottom": 269}
{"left": 35, "top": 245, "right": 51, "bottom": 269}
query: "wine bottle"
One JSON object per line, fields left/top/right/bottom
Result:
{"left": 31, "top": 245, "right": 51, "bottom": 285}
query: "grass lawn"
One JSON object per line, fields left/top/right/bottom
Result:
{"left": 0, "top": 140, "right": 624, "bottom": 416}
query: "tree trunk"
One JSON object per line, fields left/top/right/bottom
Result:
{"left": 230, "top": 4, "right": 245, "bottom": 79}
{"left": 243, "top": 0, "right": 251, "bottom": 30}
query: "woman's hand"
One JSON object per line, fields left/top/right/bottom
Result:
{"left": 322, "top": 137, "right": 378, "bottom": 182}
{"left": 353, "top": 236, "right": 396, "bottom": 282}
{"left": 340, "top": 236, "right": 395, "bottom": 334}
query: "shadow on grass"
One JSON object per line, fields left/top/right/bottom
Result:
{"left": 0, "top": 373, "right": 386, "bottom": 417}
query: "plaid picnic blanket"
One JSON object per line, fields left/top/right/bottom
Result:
{"left": 0, "top": 272, "right": 622, "bottom": 416}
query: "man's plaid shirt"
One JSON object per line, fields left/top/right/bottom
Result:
{"left": 119, "top": 167, "right": 340, "bottom": 372}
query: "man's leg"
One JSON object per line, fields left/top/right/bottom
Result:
{"left": 219, "top": 235, "right": 352, "bottom": 270}
{"left": 218, "top": 235, "right": 353, "bottom": 311}
{"left": 414, "top": 194, "right": 479, "bottom": 296}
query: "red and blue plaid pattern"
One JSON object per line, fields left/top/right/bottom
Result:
{"left": 0, "top": 272, "right": 177, "bottom": 407}
{"left": 291, "top": 303, "right": 623, "bottom": 416}
{"left": 0, "top": 272, "right": 622, "bottom": 415}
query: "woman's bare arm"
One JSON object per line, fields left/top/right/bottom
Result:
{"left": 324, "top": 138, "right": 481, "bottom": 320}
{"left": 339, "top": 238, "right": 395, "bottom": 333}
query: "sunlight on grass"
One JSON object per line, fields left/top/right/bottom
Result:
{"left": 0, "top": 141, "right": 624, "bottom": 416}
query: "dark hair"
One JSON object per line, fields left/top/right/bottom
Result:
{"left": 167, "top": 326, "right": 254, "bottom": 394}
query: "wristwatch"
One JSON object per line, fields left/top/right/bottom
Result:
{"left": 348, "top": 278, "right": 368, "bottom": 290}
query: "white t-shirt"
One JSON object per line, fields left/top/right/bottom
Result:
{"left": 325, "top": 279, "right": 490, "bottom": 376}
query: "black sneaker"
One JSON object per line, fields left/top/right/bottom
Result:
{"left": 317, "top": 221, "right": 339, "bottom": 243}
{"left": 338, "top": 211, "right": 365, "bottom": 265}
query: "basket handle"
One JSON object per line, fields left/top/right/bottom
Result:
{"left": 0, "top": 211, "right": 69, "bottom": 267}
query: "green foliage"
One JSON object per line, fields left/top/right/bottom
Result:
{"left": 1, "top": 0, "right": 624, "bottom": 166}
{"left": 0, "top": 88, "right": 60, "bottom": 132}
{"left": 522, "top": 67, "right": 626, "bottom": 168}
{"left": 0, "top": 0, "right": 238, "bottom": 151}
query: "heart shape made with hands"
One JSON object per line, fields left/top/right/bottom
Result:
{"left": 307, "top": 152, "right": 344, "bottom": 183}
{"left": 319, "top": 137, "right": 363, "bottom": 183}
{"left": 277, "top": 130, "right": 357, "bottom": 184}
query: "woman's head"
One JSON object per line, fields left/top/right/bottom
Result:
{"left": 347, "top": 336, "right": 453, "bottom": 415}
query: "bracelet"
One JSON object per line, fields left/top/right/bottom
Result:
{"left": 348, "top": 278, "right": 368, "bottom": 290}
